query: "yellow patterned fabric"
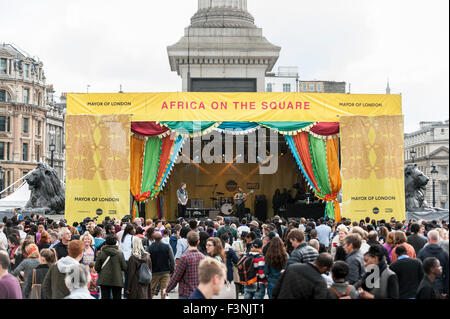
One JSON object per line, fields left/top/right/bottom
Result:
{"left": 340, "top": 115, "right": 405, "bottom": 222}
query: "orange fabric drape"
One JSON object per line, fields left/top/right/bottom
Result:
{"left": 326, "top": 137, "right": 342, "bottom": 222}
{"left": 130, "top": 136, "right": 145, "bottom": 219}
{"left": 154, "top": 136, "right": 175, "bottom": 195}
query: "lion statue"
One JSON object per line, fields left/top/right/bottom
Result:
{"left": 405, "top": 164, "right": 430, "bottom": 211}
{"left": 25, "top": 163, "right": 65, "bottom": 214}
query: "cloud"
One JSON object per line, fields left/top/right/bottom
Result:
{"left": 0, "top": 0, "right": 448, "bottom": 132}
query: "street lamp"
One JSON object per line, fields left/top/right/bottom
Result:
{"left": 49, "top": 131, "right": 56, "bottom": 168}
{"left": 410, "top": 149, "right": 417, "bottom": 164}
{"left": 0, "top": 166, "right": 4, "bottom": 199}
{"left": 430, "top": 164, "right": 439, "bottom": 208}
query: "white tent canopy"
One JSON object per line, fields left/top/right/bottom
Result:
{"left": 0, "top": 182, "right": 31, "bottom": 210}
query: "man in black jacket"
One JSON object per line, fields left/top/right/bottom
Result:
{"left": 272, "top": 253, "right": 333, "bottom": 299}
{"left": 416, "top": 257, "right": 443, "bottom": 299}
{"left": 148, "top": 232, "right": 175, "bottom": 299}
{"left": 53, "top": 228, "right": 71, "bottom": 260}
{"left": 408, "top": 223, "right": 428, "bottom": 255}
{"left": 390, "top": 245, "right": 424, "bottom": 299}
{"left": 417, "top": 230, "right": 449, "bottom": 295}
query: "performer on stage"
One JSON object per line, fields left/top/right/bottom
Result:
{"left": 233, "top": 187, "right": 247, "bottom": 220}
{"left": 177, "top": 183, "right": 188, "bottom": 218}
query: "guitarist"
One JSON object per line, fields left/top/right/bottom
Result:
{"left": 233, "top": 187, "right": 248, "bottom": 220}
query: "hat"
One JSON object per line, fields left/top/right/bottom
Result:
{"left": 250, "top": 221, "right": 259, "bottom": 227}
{"left": 273, "top": 215, "right": 281, "bottom": 220}
{"left": 252, "top": 238, "right": 263, "bottom": 249}
{"left": 224, "top": 218, "right": 231, "bottom": 224}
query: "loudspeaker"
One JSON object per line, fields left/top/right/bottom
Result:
{"left": 254, "top": 195, "right": 267, "bottom": 221}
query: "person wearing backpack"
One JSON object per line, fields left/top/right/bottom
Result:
{"left": 95, "top": 235, "right": 127, "bottom": 299}
{"left": 239, "top": 238, "right": 266, "bottom": 299}
{"left": 328, "top": 261, "right": 358, "bottom": 299}
{"left": 216, "top": 218, "right": 238, "bottom": 243}
{"left": 126, "top": 236, "right": 152, "bottom": 299}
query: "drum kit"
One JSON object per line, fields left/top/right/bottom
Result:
{"left": 210, "top": 194, "right": 234, "bottom": 216}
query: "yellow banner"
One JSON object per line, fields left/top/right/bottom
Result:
{"left": 67, "top": 92, "right": 402, "bottom": 122}
{"left": 65, "top": 115, "right": 131, "bottom": 226}
{"left": 340, "top": 115, "right": 406, "bottom": 222}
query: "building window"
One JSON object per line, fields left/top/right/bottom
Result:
{"left": 24, "top": 64, "right": 30, "bottom": 78}
{"left": 442, "top": 183, "right": 448, "bottom": 196}
{"left": 23, "top": 143, "right": 29, "bottom": 161}
{"left": 37, "top": 121, "right": 41, "bottom": 136}
{"left": 22, "top": 171, "right": 29, "bottom": 177}
{"left": 0, "top": 142, "right": 4, "bottom": 160}
{"left": 439, "top": 166, "right": 448, "bottom": 176}
{"left": 302, "top": 83, "right": 307, "bottom": 92}
{"left": 316, "top": 84, "right": 322, "bottom": 92}
{"left": 309, "top": 84, "right": 315, "bottom": 92}
{"left": 0, "top": 90, "right": 11, "bottom": 102}
{"left": 283, "top": 83, "right": 291, "bottom": 92}
{"left": 23, "top": 88, "right": 29, "bottom": 104}
{"left": 266, "top": 83, "right": 273, "bottom": 92}
{"left": 0, "top": 116, "right": 11, "bottom": 132}
{"left": 0, "top": 58, "right": 6, "bottom": 74}
{"left": 23, "top": 118, "right": 29, "bottom": 133}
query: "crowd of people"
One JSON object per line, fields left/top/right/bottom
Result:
{"left": 0, "top": 211, "right": 448, "bottom": 300}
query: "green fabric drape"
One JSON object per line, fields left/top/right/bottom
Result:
{"left": 308, "top": 134, "right": 335, "bottom": 219}
{"left": 258, "top": 122, "right": 315, "bottom": 135}
{"left": 140, "top": 137, "right": 163, "bottom": 195}
{"left": 159, "top": 121, "right": 220, "bottom": 137}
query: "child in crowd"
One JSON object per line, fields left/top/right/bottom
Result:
{"left": 88, "top": 262, "right": 100, "bottom": 299}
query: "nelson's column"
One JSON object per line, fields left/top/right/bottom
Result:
{"left": 167, "top": 0, "right": 281, "bottom": 92}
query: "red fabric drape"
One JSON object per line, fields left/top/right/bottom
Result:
{"left": 131, "top": 122, "right": 169, "bottom": 137}
{"left": 154, "top": 136, "right": 175, "bottom": 194}
{"left": 310, "top": 122, "right": 340, "bottom": 136}
{"left": 292, "top": 132, "right": 321, "bottom": 192}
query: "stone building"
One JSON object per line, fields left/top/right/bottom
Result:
{"left": 405, "top": 120, "right": 449, "bottom": 209}
{"left": 265, "top": 66, "right": 299, "bottom": 92}
{"left": 0, "top": 43, "right": 47, "bottom": 195}
{"left": 167, "top": 0, "right": 281, "bottom": 92}
{"left": 45, "top": 86, "right": 65, "bottom": 180}
{"left": 299, "top": 80, "right": 346, "bottom": 93}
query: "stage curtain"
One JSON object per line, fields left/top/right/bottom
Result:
{"left": 139, "top": 137, "right": 162, "bottom": 201}
{"left": 327, "top": 137, "right": 342, "bottom": 222}
{"left": 310, "top": 122, "right": 340, "bottom": 138}
{"left": 131, "top": 122, "right": 170, "bottom": 137}
{"left": 258, "top": 122, "right": 315, "bottom": 135}
{"left": 286, "top": 132, "right": 342, "bottom": 221}
{"left": 130, "top": 136, "right": 146, "bottom": 219}
{"left": 216, "top": 122, "right": 260, "bottom": 134}
{"left": 152, "top": 135, "right": 176, "bottom": 197}
{"left": 292, "top": 132, "right": 321, "bottom": 191}
{"left": 157, "top": 135, "right": 185, "bottom": 192}
{"left": 159, "top": 121, "right": 221, "bottom": 137}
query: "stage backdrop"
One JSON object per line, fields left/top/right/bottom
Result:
{"left": 340, "top": 115, "right": 405, "bottom": 221}
{"left": 67, "top": 92, "right": 402, "bottom": 122}
{"left": 65, "top": 115, "right": 131, "bottom": 225}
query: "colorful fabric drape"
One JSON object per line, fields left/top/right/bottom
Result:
{"left": 153, "top": 136, "right": 176, "bottom": 197}
{"left": 258, "top": 122, "right": 315, "bottom": 135}
{"left": 310, "top": 122, "right": 340, "bottom": 138}
{"left": 215, "top": 122, "right": 260, "bottom": 134}
{"left": 130, "top": 136, "right": 146, "bottom": 219}
{"left": 159, "top": 121, "right": 221, "bottom": 137}
{"left": 138, "top": 137, "right": 162, "bottom": 201}
{"left": 158, "top": 135, "right": 185, "bottom": 191}
{"left": 132, "top": 122, "right": 170, "bottom": 137}
{"left": 286, "top": 132, "right": 342, "bottom": 221}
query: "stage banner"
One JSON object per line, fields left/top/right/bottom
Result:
{"left": 65, "top": 115, "right": 131, "bottom": 225}
{"left": 67, "top": 93, "right": 402, "bottom": 122}
{"left": 340, "top": 115, "right": 405, "bottom": 222}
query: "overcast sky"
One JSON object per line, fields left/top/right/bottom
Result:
{"left": 1, "top": 0, "right": 448, "bottom": 133}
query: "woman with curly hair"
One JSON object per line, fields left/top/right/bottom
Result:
{"left": 264, "top": 236, "right": 288, "bottom": 299}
